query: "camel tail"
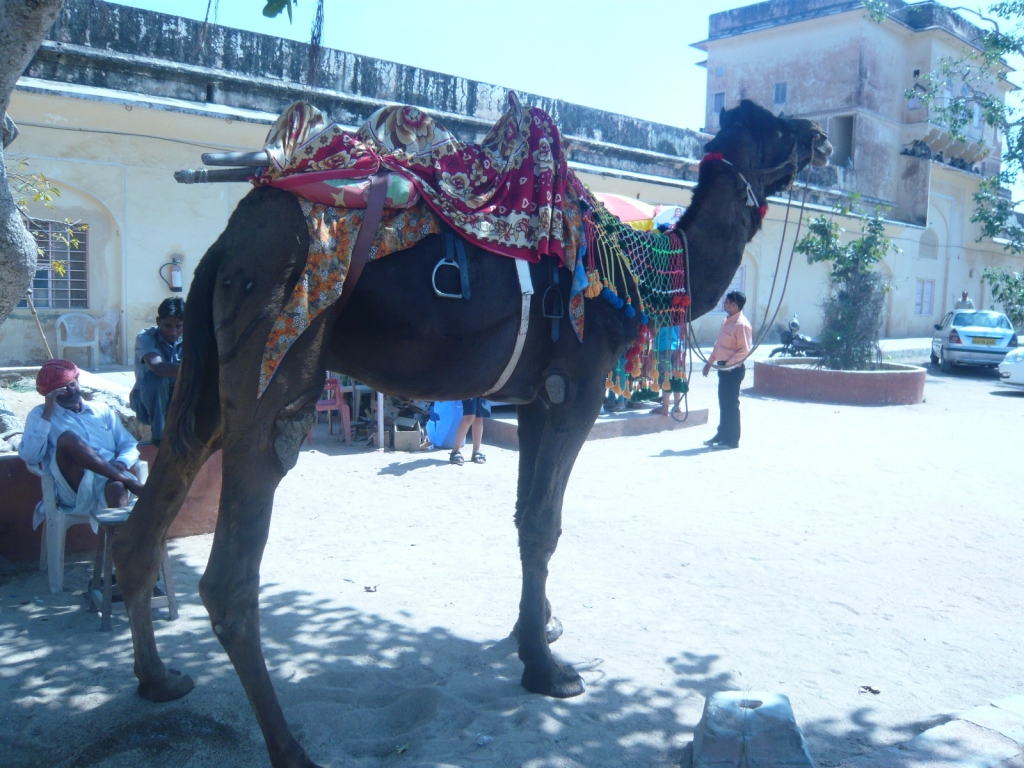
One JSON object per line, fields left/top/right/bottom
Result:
{"left": 166, "top": 246, "right": 223, "bottom": 473}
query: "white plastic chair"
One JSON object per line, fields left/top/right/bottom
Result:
{"left": 38, "top": 461, "right": 148, "bottom": 594}
{"left": 56, "top": 312, "right": 100, "bottom": 371}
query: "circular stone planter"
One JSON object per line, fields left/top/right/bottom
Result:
{"left": 753, "top": 357, "right": 926, "bottom": 405}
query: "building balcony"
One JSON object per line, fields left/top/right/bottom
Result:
{"left": 905, "top": 124, "right": 992, "bottom": 174}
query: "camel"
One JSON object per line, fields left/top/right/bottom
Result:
{"left": 112, "top": 99, "right": 831, "bottom": 768}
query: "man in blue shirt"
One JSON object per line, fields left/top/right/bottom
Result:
{"left": 130, "top": 297, "right": 183, "bottom": 444}
{"left": 20, "top": 359, "right": 142, "bottom": 521}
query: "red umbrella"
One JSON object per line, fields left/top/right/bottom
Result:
{"left": 594, "top": 192, "right": 658, "bottom": 230}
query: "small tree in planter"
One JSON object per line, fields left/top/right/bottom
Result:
{"left": 982, "top": 267, "right": 1024, "bottom": 331}
{"left": 795, "top": 202, "right": 898, "bottom": 371}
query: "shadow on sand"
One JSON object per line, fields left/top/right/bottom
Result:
{"left": 0, "top": 550, "right": 971, "bottom": 768}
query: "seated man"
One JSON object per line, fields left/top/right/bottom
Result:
{"left": 19, "top": 359, "right": 143, "bottom": 519}
{"left": 130, "top": 297, "right": 183, "bottom": 444}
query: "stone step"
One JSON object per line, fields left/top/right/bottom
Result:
{"left": 483, "top": 406, "right": 708, "bottom": 450}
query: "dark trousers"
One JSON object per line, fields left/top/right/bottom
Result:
{"left": 715, "top": 366, "right": 745, "bottom": 447}
{"left": 130, "top": 371, "right": 173, "bottom": 442}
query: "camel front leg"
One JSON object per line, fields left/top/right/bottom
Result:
{"left": 114, "top": 439, "right": 214, "bottom": 702}
{"left": 200, "top": 404, "right": 321, "bottom": 768}
{"left": 514, "top": 371, "right": 605, "bottom": 698}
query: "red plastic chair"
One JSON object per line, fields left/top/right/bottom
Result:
{"left": 308, "top": 377, "right": 352, "bottom": 445}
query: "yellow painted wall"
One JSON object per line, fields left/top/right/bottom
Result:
{"left": 4, "top": 89, "right": 264, "bottom": 367}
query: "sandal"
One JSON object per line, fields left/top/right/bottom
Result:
{"left": 471, "top": 452, "right": 487, "bottom": 464}
{"left": 449, "top": 450, "right": 465, "bottom": 466}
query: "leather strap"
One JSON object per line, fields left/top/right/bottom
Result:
{"left": 337, "top": 171, "right": 389, "bottom": 313}
{"left": 483, "top": 258, "right": 534, "bottom": 396}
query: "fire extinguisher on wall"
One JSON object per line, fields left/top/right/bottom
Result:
{"left": 159, "top": 257, "right": 183, "bottom": 293}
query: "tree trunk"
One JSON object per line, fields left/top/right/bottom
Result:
{"left": 1, "top": 0, "right": 66, "bottom": 444}
{"left": 1, "top": 0, "right": 65, "bottom": 329}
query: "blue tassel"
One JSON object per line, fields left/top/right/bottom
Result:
{"left": 625, "top": 304, "right": 636, "bottom": 318}
{"left": 601, "top": 287, "right": 620, "bottom": 307}
{"left": 640, "top": 312, "right": 649, "bottom": 325}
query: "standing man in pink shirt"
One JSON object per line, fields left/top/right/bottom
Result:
{"left": 702, "top": 290, "right": 753, "bottom": 449}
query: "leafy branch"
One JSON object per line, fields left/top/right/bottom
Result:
{"left": 6, "top": 157, "right": 87, "bottom": 275}
{"left": 983, "top": 266, "right": 1024, "bottom": 328}
{"left": 872, "top": 1, "right": 1024, "bottom": 254}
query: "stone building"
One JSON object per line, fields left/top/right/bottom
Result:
{"left": 2, "top": 0, "right": 1022, "bottom": 368}
{"left": 693, "top": 0, "right": 1023, "bottom": 339}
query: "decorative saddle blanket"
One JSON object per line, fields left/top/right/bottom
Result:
{"left": 255, "top": 92, "right": 576, "bottom": 266}
{"left": 252, "top": 95, "right": 688, "bottom": 400}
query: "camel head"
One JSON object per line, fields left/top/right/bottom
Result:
{"left": 704, "top": 100, "right": 832, "bottom": 197}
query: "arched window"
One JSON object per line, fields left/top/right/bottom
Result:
{"left": 919, "top": 228, "right": 938, "bottom": 259}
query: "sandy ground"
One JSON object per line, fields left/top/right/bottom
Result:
{"left": 1, "top": 359, "right": 1022, "bottom": 768}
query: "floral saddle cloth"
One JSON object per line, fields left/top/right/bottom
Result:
{"left": 253, "top": 91, "right": 579, "bottom": 267}
{"left": 253, "top": 94, "right": 585, "bottom": 397}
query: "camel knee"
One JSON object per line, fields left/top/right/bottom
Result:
{"left": 199, "top": 571, "right": 259, "bottom": 644}
{"left": 518, "top": 523, "right": 562, "bottom": 558}
{"left": 270, "top": 391, "right": 319, "bottom": 473}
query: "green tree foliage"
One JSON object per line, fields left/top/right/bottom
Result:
{"left": 878, "top": 1, "right": 1024, "bottom": 252}
{"left": 262, "top": 0, "right": 296, "bottom": 20}
{"left": 796, "top": 202, "right": 899, "bottom": 370}
{"left": 983, "top": 266, "right": 1024, "bottom": 328}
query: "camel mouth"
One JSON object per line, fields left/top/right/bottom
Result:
{"left": 811, "top": 138, "right": 833, "bottom": 168}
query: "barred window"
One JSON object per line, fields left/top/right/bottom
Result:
{"left": 18, "top": 220, "right": 88, "bottom": 309}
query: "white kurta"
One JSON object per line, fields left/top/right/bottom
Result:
{"left": 18, "top": 400, "right": 139, "bottom": 528}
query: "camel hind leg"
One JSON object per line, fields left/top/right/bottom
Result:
{"left": 115, "top": 241, "right": 223, "bottom": 703}
{"left": 198, "top": 366, "right": 323, "bottom": 768}
{"left": 114, "top": 437, "right": 218, "bottom": 702}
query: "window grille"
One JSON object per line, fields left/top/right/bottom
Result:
{"left": 17, "top": 220, "right": 88, "bottom": 309}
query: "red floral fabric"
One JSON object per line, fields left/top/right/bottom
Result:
{"left": 254, "top": 93, "right": 576, "bottom": 267}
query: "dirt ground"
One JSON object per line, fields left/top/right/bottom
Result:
{"left": 1, "top": 359, "right": 1021, "bottom": 768}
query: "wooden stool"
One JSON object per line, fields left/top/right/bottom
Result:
{"left": 89, "top": 507, "right": 178, "bottom": 631}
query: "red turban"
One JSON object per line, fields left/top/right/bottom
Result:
{"left": 36, "top": 359, "right": 79, "bottom": 396}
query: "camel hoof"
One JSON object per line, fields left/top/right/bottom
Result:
{"left": 137, "top": 668, "right": 195, "bottom": 702}
{"left": 511, "top": 616, "right": 564, "bottom": 645}
{"left": 521, "top": 662, "right": 585, "bottom": 699}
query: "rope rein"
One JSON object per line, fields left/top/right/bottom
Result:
{"left": 677, "top": 138, "right": 818, "bottom": 419}
{"left": 584, "top": 133, "right": 818, "bottom": 418}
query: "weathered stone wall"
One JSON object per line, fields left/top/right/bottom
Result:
{"left": 29, "top": 0, "right": 708, "bottom": 178}
{"left": 707, "top": 0, "right": 985, "bottom": 48}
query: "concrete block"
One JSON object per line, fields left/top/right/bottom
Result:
{"left": 959, "top": 705, "right": 1024, "bottom": 747}
{"left": 692, "top": 691, "right": 814, "bottom": 768}
{"left": 484, "top": 408, "right": 708, "bottom": 450}
{"left": 903, "top": 719, "right": 1020, "bottom": 768}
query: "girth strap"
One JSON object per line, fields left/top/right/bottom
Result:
{"left": 336, "top": 171, "right": 389, "bottom": 313}
{"left": 483, "top": 258, "right": 534, "bottom": 396}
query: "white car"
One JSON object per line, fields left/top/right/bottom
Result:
{"left": 931, "top": 310, "right": 1018, "bottom": 372}
{"left": 999, "top": 348, "right": 1024, "bottom": 389}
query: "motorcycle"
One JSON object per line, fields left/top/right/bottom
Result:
{"left": 768, "top": 314, "right": 822, "bottom": 358}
